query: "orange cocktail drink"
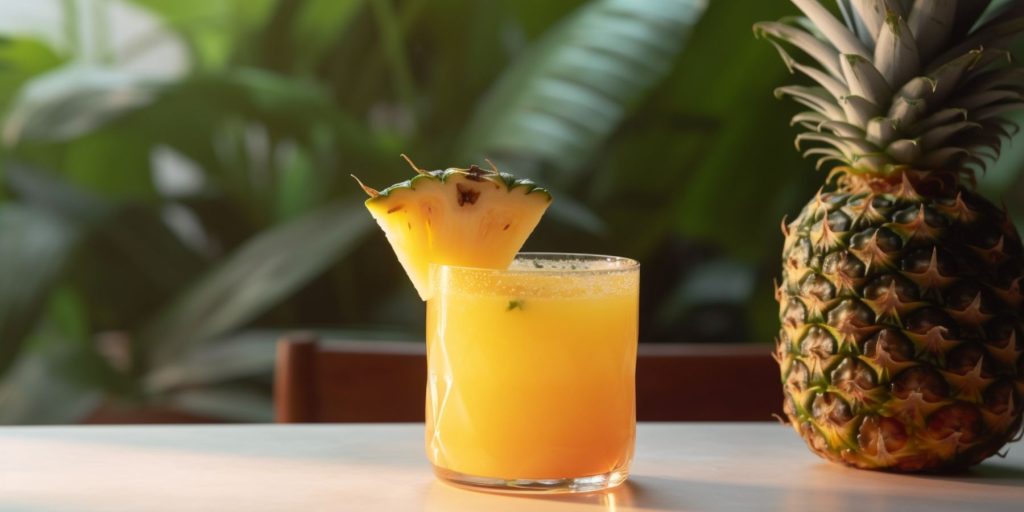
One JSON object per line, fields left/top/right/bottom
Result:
{"left": 425, "top": 253, "right": 639, "bottom": 492}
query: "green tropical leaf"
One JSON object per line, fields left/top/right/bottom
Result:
{"left": 175, "top": 69, "right": 336, "bottom": 127}
{"left": 145, "top": 329, "right": 280, "bottom": 393}
{"left": 0, "top": 36, "right": 67, "bottom": 115}
{"left": 6, "top": 67, "right": 343, "bottom": 147}
{"left": 499, "top": 0, "right": 586, "bottom": 37}
{"left": 668, "top": 0, "right": 819, "bottom": 260}
{"left": 979, "top": 110, "right": 1024, "bottom": 238}
{"left": 125, "top": 0, "right": 275, "bottom": 67}
{"left": 4, "top": 163, "right": 110, "bottom": 223}
{"left": 140, "top": 201, "right": 373, "bottom": 366}
{"left": 458, "top": 0, "right": 708, "bottom": 182}
{"left": 0, "top": 349, "right": 102, "bottom": 425}
{"left": 163, "top": 384, "right": 272, "bottom": 422}
{"left": 546, "top": 196, "right": 607, "bottom": 235}
{"left": 6, "top": 164, "right": 207, "bottom": 297}
{"left": 3, "top": 67, "right": 158, "bottom": 145}
{"left": 142, "top": 68, "right": 388, "bottom": 183}
{"left": 0, "top": 206, "right": 78, "bottom": 376}
{"left": 144, "top": 327, "right": 413, "bottom": 393}
{"left": 978, "top": 111, "right": 1024, "bottom": 197}
{"left": 147, "top": 328, "right": 426, "bottom": 421}
{"left": 283, "top": 0, "right": 367, "bottom": 71}
{"left": 654, "top": 258, "right": 756, "bottom": 329}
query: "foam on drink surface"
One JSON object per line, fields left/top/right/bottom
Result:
{"left": 434, "top": 255, "right": 638, "bottom": 300}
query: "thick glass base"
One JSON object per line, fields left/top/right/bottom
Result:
{"left": 433, "top": 466, "right": 629, "bottom": 494}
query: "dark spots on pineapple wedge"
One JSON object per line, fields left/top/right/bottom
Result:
{"left": 503, "top": 223, "right": 510, "bottom": 231}
{"left": 456, "top": 183, "right": 480, "bottom": 206}
{"left": 507, "top": 299, "right": 524, "bottom": 311}
{"left": 387, "top": 204, "right": 404, "bottom": 214}
{"left": 465, "top": 165, "right": 486, "bottom": 181}
{"left": 407, "top": 222, "right": 412, "bottom": 230}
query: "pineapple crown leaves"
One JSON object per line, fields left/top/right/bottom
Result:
{"left": 755, "top": 0, "right": 1024, "bottom": 187}
{"left": 353, "top": 155, "right": 551, "bottom": 202}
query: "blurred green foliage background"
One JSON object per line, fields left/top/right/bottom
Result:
{"left": 0, "top": 0, "right": 1022, "bottom": 423}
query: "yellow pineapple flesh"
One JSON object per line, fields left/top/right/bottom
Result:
{"left": 358, "top": 158, "right": 551, "bottom": 300}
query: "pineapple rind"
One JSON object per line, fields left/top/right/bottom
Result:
{"left": 763, "top": 0, "right": 1024, "bottom": 472}
{"left": 779, "top": 185, "right": 1024, "bottom": 472}
{"left": 368, "top": 168, "right": 551, "bottom": 202}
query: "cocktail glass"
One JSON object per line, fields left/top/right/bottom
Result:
{"left": 425, "top": 253, "right": 639, "bottom": 493}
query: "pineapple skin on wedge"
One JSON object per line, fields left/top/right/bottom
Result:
{"left": 363, "top": 165, "right": 551, "bottom": 301}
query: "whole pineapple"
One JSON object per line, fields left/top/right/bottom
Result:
{"left": 757, "top": 0, "right": 1024, "bottom": 471}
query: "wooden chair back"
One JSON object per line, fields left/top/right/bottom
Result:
{"left": 275, "top": 334, "right": 782, "bottom": 423}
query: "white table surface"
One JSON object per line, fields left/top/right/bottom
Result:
{"left": 1, "top": 423, "right": 1022, "bottom": 512}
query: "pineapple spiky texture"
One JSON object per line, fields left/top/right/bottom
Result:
{"left": 356, "top": 156, "right": 551, "bottom": 300}
{"left": 757, "top": 0, "right": 1024, "bottom": 472}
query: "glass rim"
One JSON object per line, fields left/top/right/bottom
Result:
{"left": 431, "top": 252, "right": 639, "bottom": 275}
